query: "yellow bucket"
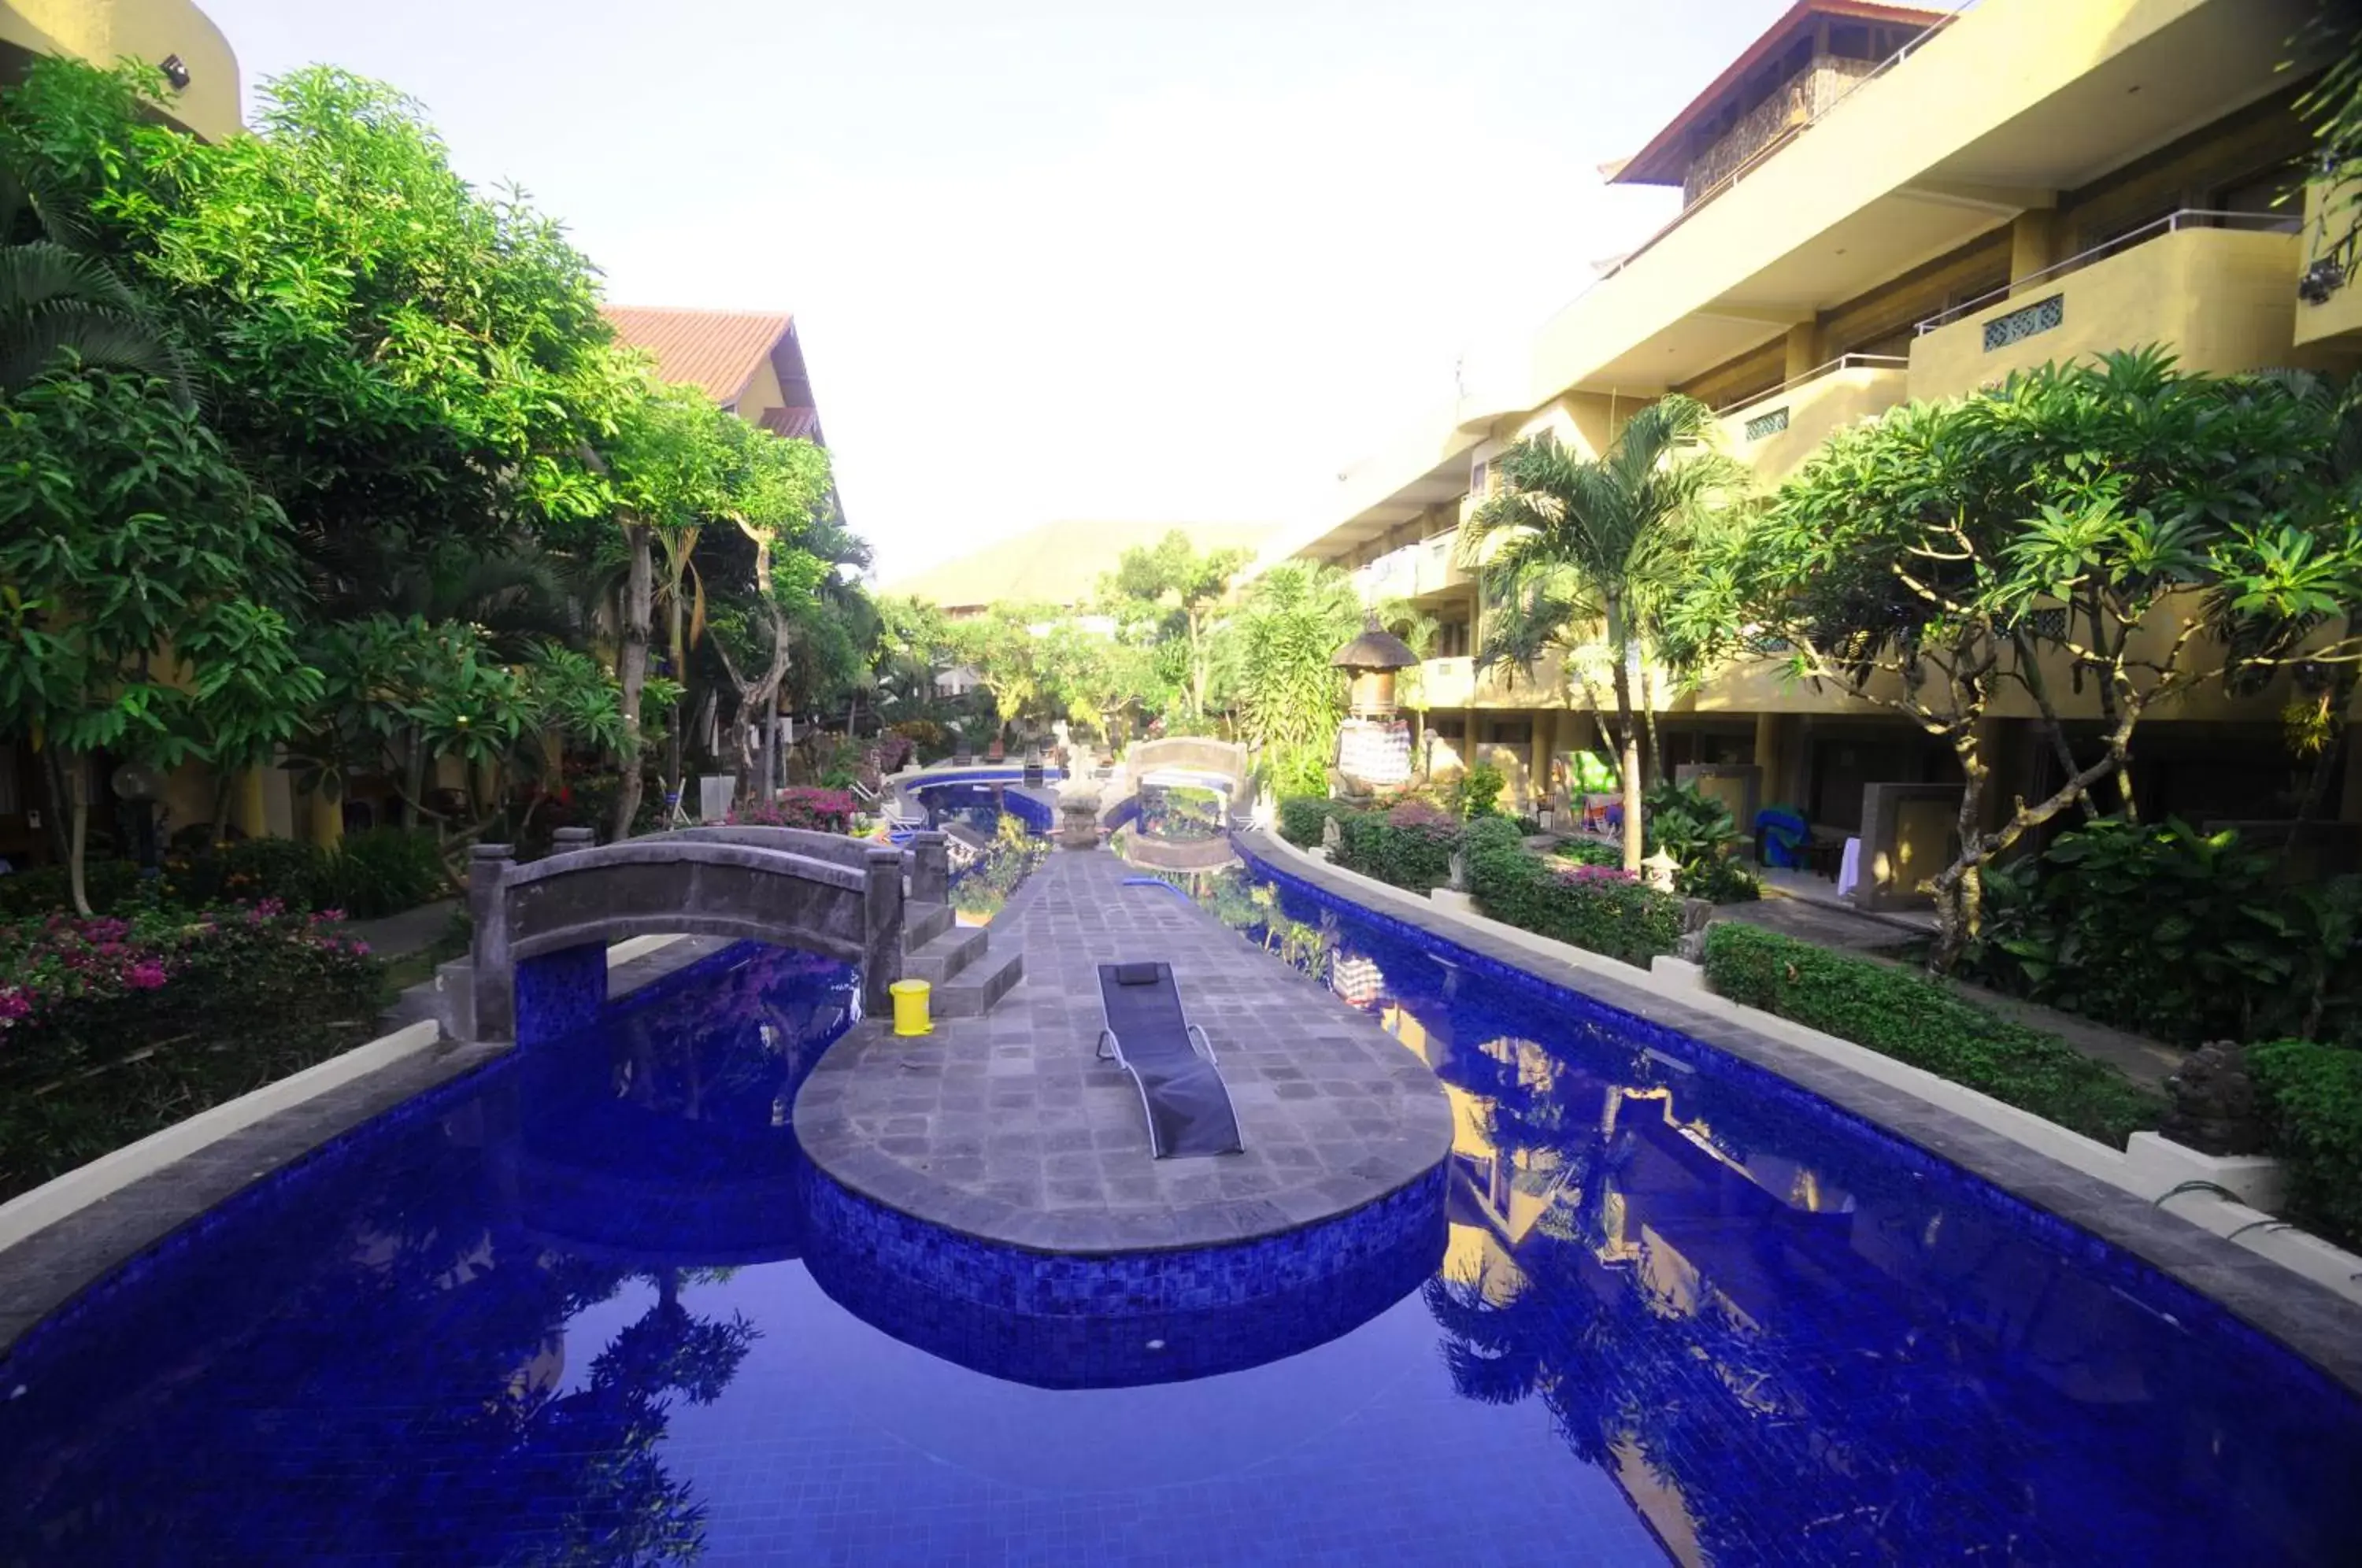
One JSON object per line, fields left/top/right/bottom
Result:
{"left": 890, "top": 978, "right": 932, "bottom": 1037}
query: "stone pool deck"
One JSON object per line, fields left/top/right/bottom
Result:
{"left": 794, "top": 847, "right": 1453, "bottom": 1254}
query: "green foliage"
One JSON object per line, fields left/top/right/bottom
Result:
{"left": 1642, "top": 781, "right": 1758, "bottom": 903}
{"left": 2249, "top": 1038, "right": 2362, "bottom": 1252}
{"left": 1451, "top": 763, "right": 1506, "bottom": 819}
{"left": 1219, "top": 561, "right": 1364, "bottom": 797}
{"left": 0, "top": 901, "right": 389, "bottom": 1201}
{"left": 1331, "top": 804, "right": 1459, "bottom": 893}
{"left": 950, "top": 815, "right": 1049, "bottom": 919}
{"left": 317, "top": 829, "right": 452, "bottom": 919}
{"left": 1702, "top": 923, "right": 2161, "bottom": 1145}
{"left": 1277, "top": 794, "right": 1349, "bottom": 849}
{"left": 1097, "top": 529, "right": 1250, "bottom": 727}
{"left": 1962, "top": 819, "right": 2362, "bottom": 1047}
{"left": 1461, "top": 814, "right": 1686, "bottom": 967}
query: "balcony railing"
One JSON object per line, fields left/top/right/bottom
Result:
{"left": 1709, "top": 353, "right": 1910, "bottom": 416}
{"left": 1915, "top": 209, "right": 2300, "bottom": 335}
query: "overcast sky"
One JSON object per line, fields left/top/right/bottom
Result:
{"left": 194, "top": 0, "right": 1804, "bottom": 581}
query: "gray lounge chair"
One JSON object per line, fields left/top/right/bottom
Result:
{"left": 1094, "top": 961, "right": 1245, "bottom": 1158}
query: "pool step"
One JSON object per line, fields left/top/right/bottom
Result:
{"left": 905, "top": 921, "right": 988, "bottom": 986}
{"left": 902, "top": 900, "right": 953, "bottom": 951}
{"left": 930, "top": 945, "right": 1024, "bottom": 1018}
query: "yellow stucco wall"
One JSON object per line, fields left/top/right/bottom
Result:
{"left": 1908, "top": 226, "right": 2347, "bottom": 401}
{"left": 0, "top": 0, "right": 239, "bottom": 142}
{"left": 2294, "top": 179, "right": 2362, "bottom": 348}
{"left": 733, "top": 353, "right": 787, "bottom": 423}
{"left": 1716, "top": 363, "right": 1909, "bottom": 484}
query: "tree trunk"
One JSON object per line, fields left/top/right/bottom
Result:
{"left": 665, "top": 576, "right": 687, "bottom": 809}
{"left": 1605, "top": 597, "right": 1644, "bottom": 873}
{"left": 1927, "top": 728, "right": 1991, "bottom": 974}
{"left": 1639, "top": 661, "right": 1666, "bottom": 786}
{"left": 65, "top": 752, "right": 91, "bottom": 919}
{"left": 613, "top": 522, "right": 653, "bottom": 841}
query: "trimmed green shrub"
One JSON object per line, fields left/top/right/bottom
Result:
{"left": 1278, "top": 795, "right": 1349, "bottom": 849}
{"left": 1462, "top": 814, "right": 1686, "bottom": 967}
{"left": 1702, "top": 923, "right": 2161, "bottom": 1145}
{"left": 1450, "top": 763, "right": 1505, "bottom": 819}
{"left": 1332, "top": 802, "right": 1459, "bottom": 893}
{"left": 318, "top": 829, "right": 452, "bottom": 919}
{"left": 2249, "top": 1038, "right": 2362, "bottom": 1252}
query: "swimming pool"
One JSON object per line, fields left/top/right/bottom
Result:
{"left": 4, "top": 857, "right": 2359, "bottom": 1563}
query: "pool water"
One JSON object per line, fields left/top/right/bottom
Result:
{"left": 4, "top": 865, "right": 2360, "bottom": 1565}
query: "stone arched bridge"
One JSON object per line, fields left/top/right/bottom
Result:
{"left": 464, "top": 825, "right": 954, "bottom": 1046}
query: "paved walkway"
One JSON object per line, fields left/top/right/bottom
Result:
{"left": 794, "top": 847, "right": 1453, "bottom": 1253}
{"left": 346, "top": 897, "right": 459, "bottom": 959}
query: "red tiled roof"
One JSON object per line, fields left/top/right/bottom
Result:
{"left": 1612, "top": 1, "right": 1955, "bottom": 187}
{"left": 603, "top": 305, "right": 794, "bottom": 405}
{"left": 761, "top": 405, "right": 823, "bottom": 442}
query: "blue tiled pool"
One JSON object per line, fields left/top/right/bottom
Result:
{"left": 5, "top": 861, "right": 2361, "bottom": 1564}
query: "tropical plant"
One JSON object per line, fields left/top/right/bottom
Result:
{"left": 0, "top": 369, "right": 317, "bottom": 915}
{"left": 1459, "top": 398, "right": 1743, "bottom": 872}
{"left": 0, "top": 136, "right": 190, "bottom": 403}
{"left": 1665, "top": 350, "right": 2362, "bottom": 970}
{"left": 1217, "top": 560, "right": 1364, "bottom": 798}
{"left": 1642, "top": 781, "right": 1757, "bottom": 903}
{"left": 1097, "top": 529, "right": 1252, "bottom": 725}
{"left": 1450, "top": 762, "right": 1505, "bottom": 819}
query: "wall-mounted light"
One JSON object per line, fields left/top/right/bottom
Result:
{"left": 160, "top": 54, "right": 191, "bottom": 91}
{"left": 2299, "top": 257, "right": 2346, "bottom": 306}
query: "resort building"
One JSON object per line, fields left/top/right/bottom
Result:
{"left": 0, "top": 0, "right": 239, "bottom": 142}
{"left": 604, "top": 305, "right": 831, "bottom": 453}
{"left": 1275, "top": 0, "right": 2362, "bottom": 888}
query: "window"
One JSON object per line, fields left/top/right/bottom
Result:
{"left": 1434, "top": 620, "right": 1472, "bottom": 658}
{"left": 1744, "top": 406, "right": 1791, "bottom": 442}
{"left": 1428, "top": 717, "right": 1466, "bottom": 741}
{"left": 1487, "top": 719, "right": 1533, "bottom": 745}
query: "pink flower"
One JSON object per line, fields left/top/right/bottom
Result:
{"left": 123, "top": 960, "right": 168, "bottom": 990}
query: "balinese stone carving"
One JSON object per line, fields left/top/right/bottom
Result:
{"left": 2160, "top": 1041, "right": 2271, "bottom": 1156}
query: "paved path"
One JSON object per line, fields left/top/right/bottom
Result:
{"left": 794, "top": 847, "right": 1452, "bottom": 1253}
{"left": 346, "top": 897, "right": 459, "bottom": 959}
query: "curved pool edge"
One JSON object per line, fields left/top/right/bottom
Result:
{"left": 800, "top": 1161, "right": 1448, "bottom": 1389}
{"left": 1227, "top": 828, "right": 2362, "bottom": 1403}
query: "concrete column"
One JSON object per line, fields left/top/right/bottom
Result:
{"left": 862, "top": 845, "right": 905, "bottom": 1015}
{"left": 908, "top": 830, "right": 950, "bottom": 905}
{"left": 306, "top": 789, "right": 343, "bottom": 849}
{"left": 231, "top": 767, "right": 268, "bottom": 841}
{"left": 467, "top": 844, "right": 516, "bottom": 1043}
{"left": 1752, "top": 712, "right": 1785, "bottom": 805}
{"left": 2009, "top": 207, "right": 2060, "bottom": 290}
{"left": 1783, "top": 320, "right": 1820, "bottom": 381}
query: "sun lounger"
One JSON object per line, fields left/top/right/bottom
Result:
{"left": 1094, "top": 961, "right": 1244, "bottom": 1158}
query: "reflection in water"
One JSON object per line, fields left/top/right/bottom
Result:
{"left": 1183, "top": 865, "right": 2362, "bottom": 1566}
{"left": 6, "top": 880, "right": 2361, "bottom": 1564}
{"left": 0, "top": 945, "right": 843, "bottom": 1566}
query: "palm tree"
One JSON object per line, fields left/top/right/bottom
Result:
{"left": 1457, "top": 396, "right": 1741, "bottom": 871}
{"left": 0, "top": 152, "right": 191, "bottom": 405}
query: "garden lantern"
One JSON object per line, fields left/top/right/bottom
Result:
{"left": 1331, "top": 612, "right": 1419, "bottom": 719}
{"left": 1331, "top": 613, "right": 1420, "bottom": 790}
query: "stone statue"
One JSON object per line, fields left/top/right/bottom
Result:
{"left": 2160, "top": 1041, "right": 2270, "bottom": 1156}
{"left": 1320, "top": 814, "right": 1342, "bottom": 854}
{"left": 1447, "top": 849, "right": 1467, "bottom": 893}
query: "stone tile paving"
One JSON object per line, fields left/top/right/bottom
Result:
{"left": 1239, "top": 830, "right": 2362, "bottom": 1400}
{"left": 794, "top": 847, "right": 1453, "bottom": 1255}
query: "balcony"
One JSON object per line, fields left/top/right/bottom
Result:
{"left": 1413, "top": 527, "right": 1470, "bottom": 597}
{"left": 1715, "top": 354, "right": 1909, "bottom": 483}
{"left": 2294, "top": 180, "right": 2362, "bottom": 348}
{"left": 1412, "top": 653, "right": 1564, "bottom": 712}
{"left": 1908, "top": 210, "right": 2303, "bottom": 403}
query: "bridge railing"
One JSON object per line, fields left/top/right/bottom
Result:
{"left": 465, "top": 828, "right": 919, "bottom": 1043}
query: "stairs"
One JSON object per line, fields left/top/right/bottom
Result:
{"left": 899, "top": 899, "right": 1024, "bottom": 1019}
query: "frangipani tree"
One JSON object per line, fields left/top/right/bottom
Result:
{"left": 1665, "top": 349, "right": 2360, "bottom": 969}
{"left": 0, "top": 370, "right": 317, "bottom": 914}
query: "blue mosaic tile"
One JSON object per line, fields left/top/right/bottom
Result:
{"left": 2, "top": 845, "right": 2360, "bottom": 1565}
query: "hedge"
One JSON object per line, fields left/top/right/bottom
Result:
{"left": 1701, "top": 923, "right": 2161, "bottom": 1146}
{"left": 2249, "top": 1039, "right": 2362, "bottom": 1252}
{"left": 1461, "top": 815, "right": 1685, "bottom": 968}
{"left": 0, "top": 829, "right": 450, "bottom": 921}
{"left": 1277, "top": 795, "right": 1350, "bottom": 849}
{"left": 1331, "top": 808, "right": 1458, "bottom": 894}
